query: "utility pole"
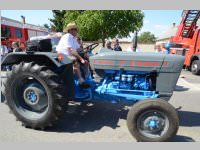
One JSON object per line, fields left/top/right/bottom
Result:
{"left": 132, "top": 31, "right": 138, "bottom": 52}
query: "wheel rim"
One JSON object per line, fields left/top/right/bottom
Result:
{"left": 11, "top": 75, "right": 49, "bottom": 120}
{"left": 137, "top": 110, "right": 169, "bottom": 139}
{"left": 192, "top": 63, "right": 198, "bottom": 73}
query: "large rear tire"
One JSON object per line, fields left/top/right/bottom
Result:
{"left": 5, "top": 62, "right": 66, "bottom": 129}
{"left": 191, "top": 60, "right": 200, "bottom": 75}
{"left": 127, "top": 98, "right": 179, "bottom": 142}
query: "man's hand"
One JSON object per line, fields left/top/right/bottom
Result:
{"left": 70, "top": 49, "right": 86, "bottom": 64}
{"left": 80, "top": 58, "right": 85, "bottom": 64}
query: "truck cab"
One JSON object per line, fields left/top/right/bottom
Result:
{"left": 170, "top": 10, "right": 200, "bottom": 75}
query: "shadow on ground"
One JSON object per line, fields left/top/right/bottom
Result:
{"left": 173, "top": 135, "right": 195, "bottom": 142}
{"left": 47, "top": 102, "right": 200, "bottom": 136}
{"left": 178, "top": 110, "right": 200, "bottom": 127}
{"left": 1, "top": 93, "right": 5, "bottom": 103}
{"left": 48, "top": 101, "right": 129, "bottom": 133}
{"left": 175, "top": 85, "right": 189, "bottom": 92}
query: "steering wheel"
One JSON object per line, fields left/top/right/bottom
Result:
{"left": 84, "top": 43, "right": 99, "bottom": 52}
{"left": 78, "top": 43, "right": 99, "bottom": 58}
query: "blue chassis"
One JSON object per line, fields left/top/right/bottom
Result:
{"left": 73, "top": 71, "right": 159, "bottom": 104}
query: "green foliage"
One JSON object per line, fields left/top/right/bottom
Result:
{"left": 43, "top": 24, "right": 50, "bottom": 29}
{"left": 50, "top": 10, "right": 66, "bottom": 32}
{"left": 62, "top": 10, "right": 144, "bottom": 45}
{"left": 138, "top": 31, "right": 157, "bottom": 44}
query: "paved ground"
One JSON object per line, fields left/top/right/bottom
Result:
{"left": 0, "top": 70, "right": 200, "bottom": 142}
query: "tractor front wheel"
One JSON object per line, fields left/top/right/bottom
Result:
{"left": 5, "top": 62, "right": 66, "bottom": 129}
{"left": 191, "top": 60, "right": 200, "bottom": 75}
{"left": 127, "top": 98, "right": 179, "bottom": 142}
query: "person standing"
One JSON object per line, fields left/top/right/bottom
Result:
{"left": 7, "top": 42, "right": 13, "bottom": 53}
{"left": 12, "top": 42, "right": 23, "bottom": 52}
{"left": 105, "top": 40, "right": 113, "bottom": 50}
{"left": 76, "top": 36, "right": 84, "bottom": 52}
{"left": 113, "top": 38, "right": 122, "bottom": 51}
{"left": 161, "top": 43, "right": 167, "bottom": 54}
{"left": 76, "top": 36, "right": 91, "bottom": 79}
{"left": 0, "top": 45, "right": 8, "bottom": 60}
{"left": 1, "top": 45, "right": 10, "bottom": 70}
{"left": 165, "top": 42, "right": 171, "bottom": 54}
{"left": 155, "top": 44, "right": 163, "bottom": 53}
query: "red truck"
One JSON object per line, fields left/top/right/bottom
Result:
{"left": 1, "top": 16, "right": 49, "bottom": 50}
{"left": 170, "top": 10, "right": 200, "bottom": 75}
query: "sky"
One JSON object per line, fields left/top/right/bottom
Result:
{"left": 1, "top": 10, "right": 182, "bottom": 38}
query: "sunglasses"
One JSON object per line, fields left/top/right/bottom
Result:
{"left": 71, "top": 28, "right": 77, "bottom": 31}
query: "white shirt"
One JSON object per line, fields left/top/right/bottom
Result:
{"left": 155, "top": 49, "right": 166, "bottom": 53}
{"left": 126, "top": 47, "right": 141, "bottom": 52}
{"left": 1, "top": 45, "right": 8, "bottom": 56}
{"left": 56, "top": 33, "right": 80, "bottom": 56}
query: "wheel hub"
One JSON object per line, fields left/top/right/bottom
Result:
{"left": 23, "top": 84, "right": 47, "bottom": 111}
{"left": 148, "top": 120, "right": 157, "bottom": 128}
{"left": 137, "top": 111, "right": 169, "bottom": 138}
{"left": 192, "top": 64, "right": 198, "bottom": 72}
{"left": 25, "top": 89, "right": 38, "bottom": 104}
{"left": 143, "top": 116, "right": 165, "bottom": 132}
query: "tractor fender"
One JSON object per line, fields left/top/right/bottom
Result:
{"left": 1, "top": 52, "right": 73, "bottom": 68}
{"left": 1, "top": 52, "right": 75, "bottom": 100}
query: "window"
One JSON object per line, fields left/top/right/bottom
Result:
{"left": 51, "top": 37, "right": 61, "bottom": 47}
{"left": 28, "top": 30, "right": 37, "bottom": 39}
{"left": 51, "top": 37, "right": 61, "bottom": 52}
{"left": 1, "top": 26, "right": 11, "bottom": 38}
{"left": 196, "top": 31, "right": 200, "bottom": 53}
{"left": 15, "top": 29, "right": 22, "bottom": 38}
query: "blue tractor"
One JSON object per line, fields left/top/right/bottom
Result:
{"left": 1, "top": 40, "right": 184, "bottom": 142}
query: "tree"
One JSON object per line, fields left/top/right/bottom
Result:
{"left": 43, "top": 23, "right": 50, "bottom": 29}
{"left": 138, "top": 31, "right": 157, "bottom": 44}
{"left": 62, "top": 10, "right": 144, "bottom": 46}
{"left": 50, "top": 10, "right": 66, "bottom": 32}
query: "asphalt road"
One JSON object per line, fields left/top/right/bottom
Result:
{"left": 0, "top": 70, "right": 200, "bottom": 142}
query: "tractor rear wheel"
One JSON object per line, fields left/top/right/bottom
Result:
{"left": 5, "top": 62, "right": 66, "bottom": 129}
{"left": 127, "top": 98, "right": 179, "bottom": 142}
{"left": 191, "top": 60, "right": 200, "bottom": 75}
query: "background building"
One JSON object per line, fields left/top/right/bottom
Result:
{"left": 156, "top": 23, "right": 178, "bottom": 45}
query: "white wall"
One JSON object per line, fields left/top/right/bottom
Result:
{"left": 83, "top": 41, "right": 155, "bottom": 53}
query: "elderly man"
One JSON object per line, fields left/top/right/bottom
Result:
{"left": 56, "top": 22, "right": 89, "bottom": 87}
{"left": 105, "top": 40, "right": 113, "bottom": 50}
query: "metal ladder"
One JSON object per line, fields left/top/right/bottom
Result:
{"left": 182, "top": 10, "right": 200, "bottom": 37}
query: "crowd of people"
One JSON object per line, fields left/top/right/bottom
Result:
{"left": 105, "top": 39, "right": 171, "bottom": 54}
{"left": 105, "top": 38, "right": 122, "bottom": 51}
{"left": 105, "top": 39, "right": 142, "bottom": 52}
{"left": 154, "top": 43, "right": 170, "bottom": 54}
{"left": 0, "top": 41, "right": 23, "bottom": 60}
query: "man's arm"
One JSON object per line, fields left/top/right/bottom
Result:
{"left": 67, "top": 47, "right": 85, "bottom": 64}
{"left": 63, "top": 35, "right": 85, "bottom": 63}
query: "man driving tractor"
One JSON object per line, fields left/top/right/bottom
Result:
{"left": 56, "top": 22, "right": 89, "bottom": 88}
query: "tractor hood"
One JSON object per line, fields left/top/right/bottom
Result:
{"left": 90, "top": 50, "right": 184, "bottom": 73}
